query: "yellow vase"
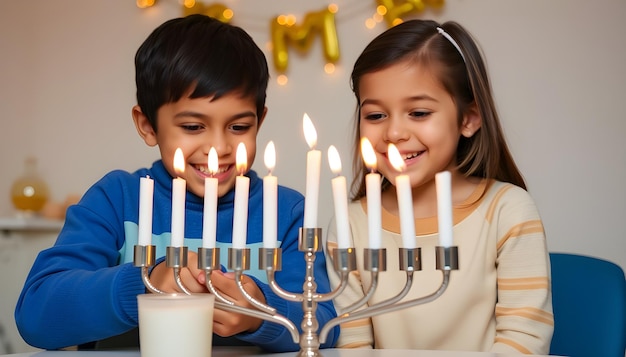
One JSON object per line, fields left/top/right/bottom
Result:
{"left": 11, "top": 157, "right": 50, "bottom": 213}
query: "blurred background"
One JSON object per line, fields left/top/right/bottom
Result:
{"left": 0, "top": 0, "right": 625, "bottom": 351}
{"left": 3, "top": 0, "right": 623, "bottom": 265}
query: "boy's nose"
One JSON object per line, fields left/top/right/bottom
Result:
{"left": 205, "top": 137, "right": 232, "bottom": 158}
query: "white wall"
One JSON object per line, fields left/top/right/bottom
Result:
{"left": 1, "top": 0, "right": 625, "bottom": 270}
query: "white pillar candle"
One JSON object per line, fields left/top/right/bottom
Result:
{"left": 170, "top": 148, "right": 186, "bottom": 248}
{"left": 138, "top": 175, "right": 154, "bottom": 246}
{"left": 137, "top": 294, "right": 214, "bottom": 357}
{"left": 202, "top": 148, "right": 218, "bottom": 249}
{"left": 232, "top": 143, "right": 249, "bottom": 249}
{"left": 436, "top": 171, "right": 454, "bottom": 247}
{"left": 328, "top": 145, "right": 351, "bottom": 249}
{"left": 361, "top": 138, "right": 381, "bottom": 249}
{"left": 263, "top": 141, "right": 278, "bottom": 248}
{"left": 303, "top": 113, "right": 320, "bottom": 229}
{"left": 388, "top": 144, "right": 416, "bottom": 249}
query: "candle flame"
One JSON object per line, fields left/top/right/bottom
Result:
{"left": 360, "top": 137, "right": 377, "bottom": 171}
{"left": 303, "top": 113, "right": 317, "bottom": 149}
{"left": 388, "top": 143, "right": 406, "bottom": 172}
{"left": 264, "top": 141, "right": 276, "bottom": 173}
{"left": 236, "top": 142, "right": 247, "bottom": 175}
{"left": 208, "top": 147, "right": 218, "bottom": 175}
{"left": 173, "top": 148, "right": 185, "bottom": 176}
{"left": 327, "top": 145, "right": 342, "bottom": 175}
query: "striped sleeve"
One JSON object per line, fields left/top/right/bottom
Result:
{"left": 490, "top": 185, "right": 554, "bottom": 354}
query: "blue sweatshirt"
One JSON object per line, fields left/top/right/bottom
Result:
{"left": 15, "top": 160, "right": 338, "bottom": 351}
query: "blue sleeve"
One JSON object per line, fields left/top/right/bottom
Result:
{"left": 14, "top": 173, "right": 146, "bottom": 350}
{"left": 234, "top": 196, "right": 339, "bottom": 351}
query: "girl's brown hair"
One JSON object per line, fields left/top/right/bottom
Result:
{"left": 349, "top": 19, "right": 526, "bottom": 200}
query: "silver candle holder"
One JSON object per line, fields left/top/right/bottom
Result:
{"left": 134, "top": 227, "right": 458, "bottom": 357}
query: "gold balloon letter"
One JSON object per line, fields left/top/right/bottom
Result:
{"left": 270, "top": 8, "right": 340, "bottom": 73}
{"left": 182, "top": 2, "right": 232, "bottom": 23}
{"left": 377, "top": 0, "right": 444, "bottom": 27}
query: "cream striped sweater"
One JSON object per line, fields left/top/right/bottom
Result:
{"left": 325, "top": 179, "right": 553, "bottom": 354}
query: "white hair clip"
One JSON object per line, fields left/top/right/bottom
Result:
{"left": 437, "top": 27, "right": 465, "bottom": 62}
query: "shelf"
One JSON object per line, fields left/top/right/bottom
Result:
{"left": 0, "top": 216, "right": 63, "bottom": 232}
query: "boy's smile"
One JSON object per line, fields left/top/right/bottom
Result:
{"left": 133, "top": 91, "right": 266, "bottom": 198}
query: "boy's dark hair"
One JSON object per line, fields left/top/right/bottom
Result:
{"left": 135, "top": 14, "right": 269, "bottom": 130}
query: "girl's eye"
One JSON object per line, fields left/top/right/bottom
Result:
{"left": 363, "top": 112, "right": 386, "bottom": 121}
{"left": 410, "top": 110, "right": 431, "bottom": 119}
{"left": 181, "top": 124, "right": 204, "bottom": 132}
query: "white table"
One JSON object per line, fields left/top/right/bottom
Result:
{"left": 0, "top": 347, "right": 557, "bottom": 357}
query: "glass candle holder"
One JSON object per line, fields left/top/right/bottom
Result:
{"left": 11, "top": 156, "right": 49, "bottom": 214}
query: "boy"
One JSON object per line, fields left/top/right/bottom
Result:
{"left": 15, "top": 14, "right": 338, "bottom": 352}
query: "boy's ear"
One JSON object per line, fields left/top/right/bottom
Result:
{"left": 132, "top": 105, "right": 158, "bottom": 147}
{"left": 257, "top": 106, "right": 268, "bottom": 131}
{"left": 460, "top": 102, "right": 481, "bottom": 138}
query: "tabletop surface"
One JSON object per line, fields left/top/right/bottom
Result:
{"left": 0, "top": 347, "right": 558, "bottom": 357}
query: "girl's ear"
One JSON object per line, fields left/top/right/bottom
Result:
{"left": 132, "top": 105, "right": 158, "bottom": 147}
{"left": 460, "top": 102, "right": 482, "bottom": 138}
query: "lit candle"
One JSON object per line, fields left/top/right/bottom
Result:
{"left": 302, "top": 113, "right": 321, "bottom": 229}
{"left": 361, "top": 138, "right": 381, "bottom": 249}
{"left": 263, "top": 141, "right": 278, "bottom": 248}
{"left": 232, "top": 142, "right": 249, "bottom": 249}
{"left": 388, "top": 144, "right": 416, "bottom": 249}
{"left": 202, "top": 148, "right": 218, "bottom": 249}
{"left": 138, "top": 175, "right": 154, "bottom": 246}
{"left": 328, "top": 145, "right": 351, "bottom": 249}
{"left": 171, "top": 148, "right": 186, "bottom": 248}
{"left": 436, "top": 171, "right": 454, "bottom": 247}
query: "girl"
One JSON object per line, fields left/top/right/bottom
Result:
{"left": 325, "top": 19, "right": 553, "bottom": 354}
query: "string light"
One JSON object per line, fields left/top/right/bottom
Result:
{"left": 223, "top": 8, "right": 234, "bottom": 20}
{"left": 136, "top": 0, "right": 156, "bottom": 8}
{"left": 138, "top": 1, "right": 444, "bottom": 76}
{"left": 276, "top": 75, "right": 288, "bottom": 86}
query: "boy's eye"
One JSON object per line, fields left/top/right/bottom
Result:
{"left": 230, "top": 124, "right": 252, "bottom": 133}
{"left": 181, "top": 124, "right": 204, "bottom": 132}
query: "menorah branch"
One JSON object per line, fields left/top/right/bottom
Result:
{"left": 133, "top": 241, "right": 458, "bottom": 357}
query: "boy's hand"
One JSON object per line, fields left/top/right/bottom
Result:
{"left": 198, "top": 271, "right": 265, "bottom": 336}
{"left": 149, "top": 251, "right": 208, "bottom": 294}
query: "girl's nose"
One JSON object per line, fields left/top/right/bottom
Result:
{"left": 383, "top": 116, "right": 409, "bottom": 143}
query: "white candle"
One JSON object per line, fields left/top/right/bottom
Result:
{"left": 388, "top": 144, "right": 416, "bottom": 249}
{"left": 302, "top": 113, "right": 321, "bottom": 229}
{"left": 202, "top": 148, "right": 218, "bottom": 249}
{"left": 232, "top": 143, "right": 249, "bottom": 249}
{"left": 263, "top": 141, "right": 278, "bottom": 248}
{"left": 361, "top": 138, "right": 381, "bottom": 249}
{"left": 328, "top": 145, "right": 351, "bottom": 249}
{"left": 138, "top": 175, "right": 154, "bottom": 246}
{"left": 436, "top": 171, "right": 454, "bottom": 247}
{"left": 171, "top": 148, "right": 186, "bottom": 248}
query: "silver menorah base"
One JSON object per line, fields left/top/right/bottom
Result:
{"left": 134, "top": 228, "right": 458, "bottom": 357}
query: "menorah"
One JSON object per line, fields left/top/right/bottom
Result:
{"left": 133, "top": 227, "right": 458, "bottom": 357}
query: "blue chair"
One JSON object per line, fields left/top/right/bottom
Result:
{"left": 549, "top": 253, "right": 626, "bottom": 357}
